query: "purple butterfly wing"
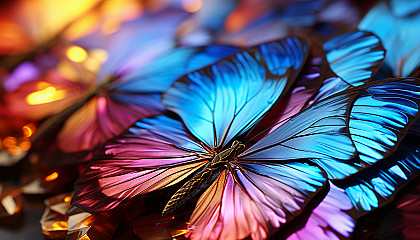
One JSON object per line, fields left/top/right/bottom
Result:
{"left": 287, "top": 183, "right": 355, "bottom": 240}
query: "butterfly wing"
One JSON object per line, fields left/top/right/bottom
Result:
{"left": 311, "top": 30, "right": 386, "bottom": 103}
{"left": 359, "top": 1, "right": 420, "bottom": 78}
{"left": 348, "top": 79, "right": 420, "bottom": 166}
{"left": 323, "top": 30, "right": 385, "bottom": 87}
{"left": 286, "top": 183, "right": 355, "bottom": 240}
{"left": 240, "top": 78, "right": 420, "bottom": 179}
{"left": 339, "top": 138, "right": 420, "bottom": 214}
{"left": 162, "top": 37, "right": 309, "bottom": 149}
{"left": 72, "top": 113, "right": 210, "bottom": 212}
{"left": 186, "top": 163, "right": 327, "bottom": 240}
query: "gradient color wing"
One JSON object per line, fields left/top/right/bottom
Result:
{"left": 72, "top": 113, "right": 210, "bottom": 212}
{"left": 287, "top": 183, "right": 355, "bottom": 240}
{"left": 340, "top": 138, "right": 420, "bottom": 214}
{"left": 186, "top": 162, "right": 327, "bottom": 240}
{"left": 163, "top": 37, "right": 309, "bottom": 149}
{"left": 359, "top": 1, "right": 420, "bottom": 78}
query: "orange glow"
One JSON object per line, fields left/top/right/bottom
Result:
{"left": 64, "top": 196, "right": 72, "bottom": 202}
{"left": 225, "top": 12, "right": 247, "bottom": 32}
{"left": 101, "top": 18, "right": 121, "bottom": 35}
{"left": 66, "top": 46, "right": 88, "bottom": 62}
{"left": 36, "top": 82, "right": 51, "bottom": 90}
{"left": 52, "top": 221, "right": 68, "bottom": 230}
{"left": 19, "top": 141, "right": 31, "bottom": 151}
{"left": 182, "top": 0, "right": 202, "bottom": 12}
{"left": 3, "top": 137, "right": 17, "bottom": 148}
{"left": 22, "top": 123, "right": 36, "bottom": 137}
{"left": 26, "top": 87, "right": 68, "bottom": 105}
{"left": 45, "top": 172, "right": 59, "bottom": 182}
{"left": 8, "top": 146, "right": 21, "bottom": 155}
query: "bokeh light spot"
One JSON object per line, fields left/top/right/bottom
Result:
{"left": 67, "top": 46, "right": 88, "bottom": 62}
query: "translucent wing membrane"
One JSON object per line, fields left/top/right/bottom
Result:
{"left": 359, "top": 1, "right": 420, "bottom": 78}
{"left": 114, "top": 45, "right": 240, "bottom": 93}
{"left": 186, "top": 162, "right": 327, "bottom": 240}
{"left": 57, "top": 94, "right": 163, "bottom": 152}
{"left": 349, "top": 79, "right": 420, "bottom": 166}
{"left": 163, "top": 37, "right": 309, "bottom": 149}
{"left": 287, "top": 183, "right": 355, "bottom": 240}
{"left": 251, "top": 37, "right": 309, "bottom": 77}
{"left": 240, "top": 92, "right": 357, "bottom": 179}
{"left": 323, "top": 30, "right": 385, "bottom": 86}
{"left": 339, "top": 138, "right": 420, "bottom": 214}
{"left": 72, "top": 113, "right": 210, "bottom": 212}
{"left": 163, "top": 51, "right": 287, "bottom": 149}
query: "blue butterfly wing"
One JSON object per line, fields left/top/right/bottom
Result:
{"left": 349, "top": 78, "right": 420, "bottom": 166}
{"left": 339, "top": 138, "right": 420, "bottom": 214}
{"left": 239, "top": 92, "right": 357, "bottom": 179}
{"left": 323, "top": 30, "right": 385, "bottom": 86}
{"left": 390, "top": 0, "right": 420, "bottom": 17}
{"left": 240, "top": 78, "right": 420, "bottom": 179}
{"left": 359, "top": 2, "right": 420, "bottom": 78}
{"left": 162, "top": 37, "right": 309, "bottom": 149}
{"left": 310, "top": 31, "right": 385, "bottom": 104}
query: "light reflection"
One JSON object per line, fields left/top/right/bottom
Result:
{"left": 67, "top": 46, "right": 88, "bottom": 62}
{"left": 3, "top": 137, "right": 17, "bottom": 148}
{"left": 182, "top": 0, "right": 202, "bottom": 13}
{"left": 64, "top": 196, "right": 72, "bottom": 202}
{"left": 101, "top": 18, "right": 121, "bottom": 35}
{"left": 45, "top": 172, "right": 59, "bottom": 182}
{"left": 22, "top": 123, "right": 36, "bottom": 137}
{"left": 19, "top": 141, "right": 31, "bottom": 151}
{"left": 26, "top": 87, "right": 68, "bottom": 105}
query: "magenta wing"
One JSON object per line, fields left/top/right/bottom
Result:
{"left": 287, "top": 183, "right": 355, "bottom": 240}
{"left": 72, "top": 113, "right": 210, "bottom": 212}
{"left": 186, "top": 163, "right": 327, "bottom": 240}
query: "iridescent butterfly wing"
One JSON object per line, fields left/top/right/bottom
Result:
{"left": 73, "top": 37, "right": 310, "bottom": 212}
{"left": 337, "top": 137, "right": 420, "bottom": 214}
{"left": 55, "top": 45, "right": 239, "bottom": 153}
{"left": 286, "top": 183, "right": 355, "bottom": 240}
{"left": 359, "top": 1, "right": 420, "bottom": 78}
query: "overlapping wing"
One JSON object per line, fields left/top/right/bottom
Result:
{"left": 359, "top": 1, "right": 420, "bottom": 78}
{"left": 287, "top": 183, "right": 355, "bottom": 240}
{"left": 163, "top": 37, "right": 309, "bottom": 149}
{"left": 240, "top": 78, "right": 420, "bottom": 179}
{"left": 72, "top": 113, "right": 210, "bottom": 212}
{"left": 323, "top": 30, "right": 385, "bottom": 86}
{"left": 348, "top": 79, "right": 420, "bottom": 166}
{"left": 186, "top": 162, "right": 327, "bottom": 240}
{"left": 339, "top": 138, "right": 420, "bottom": 214}
{"left": 239, "top": 91, "right": 357, "bottom": 179}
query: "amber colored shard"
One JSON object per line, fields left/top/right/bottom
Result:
{"left": 40, "top": 193, "right": 73, "bottom": 239}
{"left": 66, "top": 207, "right": 118, "bottom": 240}
{"left": 0, "top": 183, "right": 22, "bottom": 218}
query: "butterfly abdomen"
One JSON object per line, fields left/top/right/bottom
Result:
{"left": 162, "top": 166, "right": 222, "bottom": 215}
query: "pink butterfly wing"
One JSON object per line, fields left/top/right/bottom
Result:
{"left": 72, "top": 114, "right": 210, "bottom": 212}
{"left": 186, "top": 162, "right": 327, "bottom": 240}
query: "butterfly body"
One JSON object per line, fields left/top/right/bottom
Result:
{"left": 162, "top": 140, "right": 245, "bottom": 215}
